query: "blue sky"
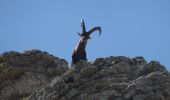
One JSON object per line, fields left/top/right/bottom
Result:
{"left": 0, "top": 0, "right": 170, "bottom": 70}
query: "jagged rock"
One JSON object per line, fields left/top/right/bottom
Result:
{"left": 0, "top": 50, "right": 169, "bottom": 100}
{"left": 26, "top": 56, "right": 170, "bottom": 100}
{"left": 0, "top": 50, "right": 69, "bottom": 100}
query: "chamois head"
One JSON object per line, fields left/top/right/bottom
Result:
{"left": 77, "top": 19, "right": 102, "bottom": 43}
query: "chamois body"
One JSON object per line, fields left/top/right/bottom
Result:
{"left": 72, "top": 36, "right": 88, "bottom": 64}
{"left": 72, "top": 19, "right": 101, "bottom": 65}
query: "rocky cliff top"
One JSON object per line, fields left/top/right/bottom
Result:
{"left": 0, "top": 50, "right": 170, "bottom": 100}
{"left": 0, "top": 50, "right": 68, "bottom": 100}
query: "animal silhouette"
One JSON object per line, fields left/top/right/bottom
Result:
{"left": 72, "top": 19, "right": 102, "bottom": 65}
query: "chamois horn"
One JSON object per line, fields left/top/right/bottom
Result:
{"left": 87, "top": 26, "right": 102, "bottom": 36}
{"left": 80, "top": 19, "right": 102, "bottom": 37}
{"left": 81, "top": 19, "right": 86, "bottom": 33}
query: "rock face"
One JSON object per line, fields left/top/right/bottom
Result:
{"left": 0, "top": 50, "right": 69, "bottom": 100}
{"left": 26, "top": 56, "right": 170, "bottom": 100}
{"left": 0, "top": 50, "right": 170, "bottom": 100}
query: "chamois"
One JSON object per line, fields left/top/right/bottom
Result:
{"left": 72, "top": 19, "right": 102, "bottom": 65}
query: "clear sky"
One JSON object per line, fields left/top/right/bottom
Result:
{"left": 0, "top": 0, "right": 170, "bottom": 70}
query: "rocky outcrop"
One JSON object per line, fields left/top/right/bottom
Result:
{"left": 27, "top": 56, "right": 170, "bottom": 100}
{"left": 0, "top": 50, "right": 170, "bottom": 100}
{"left": 0, "top": 50, "right": 69, "bottom": 100}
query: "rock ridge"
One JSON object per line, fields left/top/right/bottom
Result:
{"left": 0, "top": 50, "right": 170, "bottom": 100}
{"left": 0, "top": 50, "right": 69, "bottom": 100}
{"left": 27, "top": 56, "right": 170, "bottom": 100}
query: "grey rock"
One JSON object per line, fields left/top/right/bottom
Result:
{"left": 27, "top": 56, "right": 170, "bottom": 100}
{"left": 1, "top": 51, "right": 170, "bottom": 100}
{"left": 0, "top": 50, "right": 69, "bottom": 100}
